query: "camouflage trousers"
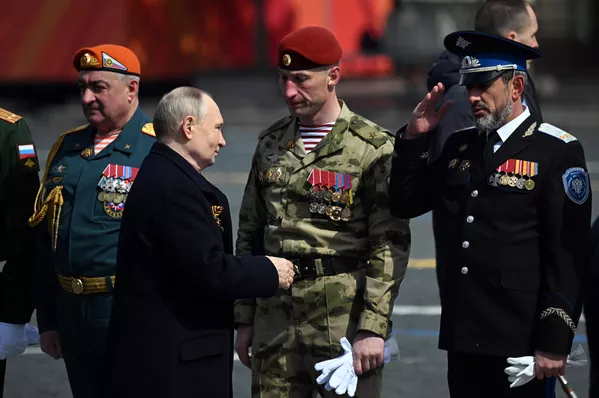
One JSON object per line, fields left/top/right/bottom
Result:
{"left": 250, "top": 268, "right": 383, "bottom": 398}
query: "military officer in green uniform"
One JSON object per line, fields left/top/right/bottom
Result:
{"left": 234, "top": 26, "right": 411, "bottom": 397}
{"left": 29, "top": 45, "right": 155, "bottom": 398}
{"left": 0, "top": 109, "right": 39, "bottom": 397}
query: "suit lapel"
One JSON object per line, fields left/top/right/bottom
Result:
{"left": 472, "top": 116, "right": 538, "bottom": 187}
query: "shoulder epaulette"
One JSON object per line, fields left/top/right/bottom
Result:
{"left": 348, "top": 117, "right": 389, "bottom": 148}
{"left": 538, "top": 123, "right": 577, "bottom": 143}
{"left": 0, "top": 108, "right": 22, "bottom": 124}
{"left": 142, "top": 122, "right": 155, "bottom": 137}
{"left": 258, "top": 115, "right": 294, "bottom": 139}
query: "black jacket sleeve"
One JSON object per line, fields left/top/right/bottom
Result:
{"left": 0, "top": 119, "right": 39, "bottom": 324}
{"left": 536, "top": 140, "right": 591, "bottom": 354}
{"left": 389, "top": 129, "right": 443, "bottom": 219}
{"left": 159, "top": 183, "right": 279, "bottom": 300}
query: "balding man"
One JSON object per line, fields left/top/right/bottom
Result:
{"left": 29, "top": 45, "right": 156, "bottom": 397}
{"left": 104, "top": 87, "right": 294, "bottom": 398}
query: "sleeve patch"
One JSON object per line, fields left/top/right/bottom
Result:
{"left": 17, "top": 144, "right": 40, "bottom": 172}
{"left": 538, "top": 123, "right": 577, "bottom": 143}
{"left": 562, "top": 167, "right": 589, "bottom": 205}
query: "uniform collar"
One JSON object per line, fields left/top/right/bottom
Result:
{"left": 496, "top": 105, "right": 530, "bottom": 143}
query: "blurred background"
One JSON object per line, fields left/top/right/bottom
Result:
{"left": 3, "top": 0, "right": 598, "bottom": 396}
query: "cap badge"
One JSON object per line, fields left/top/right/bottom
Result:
{"left": 282, "top": 54, "right": 291, "bottom": 66}
{"left": 461, "top": 56, "right": 480, "bottom": 69}
{"left": 456, "top": 37, "right": 471, "bottom": 49}
{"left": 102, "top": 52, "right": 128, "bottom": 71}
{"left": 80, "top": 53, "right": 100, "bottom": 68}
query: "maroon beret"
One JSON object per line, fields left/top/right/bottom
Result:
{"left": 278, "top": 26, "right": 343, "bottom": 70}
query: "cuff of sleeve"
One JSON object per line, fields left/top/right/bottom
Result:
{"left": 234, "top": 300, "right": 257, "bottom": 327}
{"left": 357, "top": 310, "right": 391, "bottom": 338}
{"left": 393, "top": 127, "right": 431, "bottom": 167}
{"left": 535, "top": 316, "right": 575, "bottom": 355}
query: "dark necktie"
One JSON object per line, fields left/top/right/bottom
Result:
{"left": 483, "top": 131, "right": 501, "bottom": 167}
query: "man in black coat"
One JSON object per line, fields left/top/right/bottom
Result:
{"left": 390, "top": 31, "right": 591, "bottom": 397}
{"left": 105, "top": 87, "right": 295, "bottom": 398}
{"left": 585, "top": 217, "right": 599, "bottom": 397}
{"left": 428, "top": 0, "right": 542, "bottom": 161}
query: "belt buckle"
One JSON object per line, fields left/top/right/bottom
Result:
{"left": 71, "top": 278, "right": 84, "bottom": 295}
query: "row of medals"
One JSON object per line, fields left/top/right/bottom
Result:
{"left": 309, "top": 187, "right": 352, "bottom": 221}
{"left": 488, "top": 172, "right": 536, "bottom": 190}
{"left": 97, "top": 178, "right": 129, "bottom": 204}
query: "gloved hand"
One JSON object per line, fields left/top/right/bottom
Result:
{"left": 315, "top": 334, "right": 400, "bottom": 397}
{"left": 25, "top": 324, "right": 40, "bottom": 345}
{"left": 0, "top": 322, "right": 28, "bottom": 360}
{"left": 505, "top": 345, "right": 587, "bottom": 388}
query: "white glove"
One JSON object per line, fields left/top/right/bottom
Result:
{"left": 25, "top": 324, "right": 40, "bottom": 345}
{"left": 315, "top": 334, "right": 401, "bottom": 397}
{"left": 505, "top": 345, "right": 587, "bottom": 388}
{"left": 0, "top": 322, "right": 28, "bottom": 360}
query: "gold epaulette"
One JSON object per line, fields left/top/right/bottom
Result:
{"left": 29, "top": 125, "right": 88, "bottom": 251}
{"left": 0, "top": 108, "right": 22, "bottom": 124}
{"left": 142, "top": 122, "right": 155, "bottom": 137}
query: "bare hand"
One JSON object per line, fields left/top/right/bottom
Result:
{"left": 534, "top": 351, "right": 566, "bottom": 379}
{"left": 234, "top": 324, "right": 254, "bottom": 369}
{"left": 352, "top": 331, "right": 385, "bottom": 375}
{"left": 405, "top": 82, "right": 453, "bottom": 139}
{"left": 40, "top": 330, "right": 62, "bottom": 360}
{"left": 266, "top": 256, "right": 294, "bottom": 290}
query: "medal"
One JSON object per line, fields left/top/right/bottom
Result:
{"left": 332, "top": 191, "right": 341, "bottom": 203}
{"left": 98, "top": 191, "right": 107, "bottom": 202}
{"left": 448, "top": 158, "right": 459, "bottom": 169}
{"left": 525, "top": 179, "right": 535, "bottom": 190}
{"left": 516, "top": 178, "right": 525, "bottom": 190}
{"left": 508, "top": 176, "right": 518, "bottom": 187}
{"left": 324, "top": 189, "right": 333, "bottom": 203}
{"left": 309, "top": 202, "right": 319, "bottom": 213}
{"left": 341, "top": 207, "right": 352, "bottom": 221}
{"left": 330, "top": 206, "right": 342, "bottom": 221}
{"left": 325, "top": 206, "right": 333, "bottom": 217}
{"left": 317, "top": 204, "right": 326, "bottom": 215}
{"left": 340, "top": 192, "right": 349, "bottom": 204}
{"left": 488, "top": 174, "right": 497, "bottom": 187}
{"left": 106, "top": 192, "right": 115, "bottom": 202}
{"left": 459, "top": 160, "right": 471, "bottom": 170}
{"left": 114, "top": 193, "right": 124, "bottom": 204}
{"left": 499, "top": 174, "right": 509, "bottom": 186}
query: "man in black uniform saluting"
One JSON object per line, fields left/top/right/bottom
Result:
{"left": 389, "top": 31, "right": 591, "bottom": 397}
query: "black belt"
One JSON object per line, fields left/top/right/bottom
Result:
{"left": 290, "top": 257, "right": 360, "bottom": 280}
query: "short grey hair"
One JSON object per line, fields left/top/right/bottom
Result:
{"left": 118, "top": 74, "right": 140, "bottom": 85}
{"left": 501, "top": 70, "right": 528, "bottom": 86}
{"left": 153, "top": 87, "right": 211, "bottom": 142}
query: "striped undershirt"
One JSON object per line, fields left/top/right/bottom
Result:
{"left": 94, "top": 132, "right": 119, "bottom": 154}
{"left": 299, "top": 122, "right": 335, "bottom": 152}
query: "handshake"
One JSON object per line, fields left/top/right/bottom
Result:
{"left": 266, "top": 256, "right": 296, "bottom": 290}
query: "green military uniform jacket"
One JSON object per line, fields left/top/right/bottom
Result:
{"left": 0, "top": 109, "right": 39, "bottom": 325}
{"left": 31, "top": 107, "right": 155, "bottom": 332}
{"left": 235, "top": 101, "right": 411, "bottom": 337}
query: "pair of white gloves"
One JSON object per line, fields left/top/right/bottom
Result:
{"left": 504, "top": 345, "right": 587, "bottom": 388}
{"left": 314, "top": 335, "right": 400, "bottom": 397}
{"left": 0, "top": 322, "right": 40, "bottom": 360}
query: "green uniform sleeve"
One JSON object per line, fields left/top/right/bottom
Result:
{"left": 357, "top": 141, "right": 411, "bottom": 337}
{"left": 0, "top": 118, "right": 40, "bottom": 324}
{"left": 234, "top": 146, "right": 269, "bottom": 326}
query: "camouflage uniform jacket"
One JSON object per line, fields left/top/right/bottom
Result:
{"left": 235, "top": 101, "right": 411, "bottom": 337}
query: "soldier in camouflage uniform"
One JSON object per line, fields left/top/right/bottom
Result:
{"left": 234, "top": 26, "right": 411, "bottom": 398}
